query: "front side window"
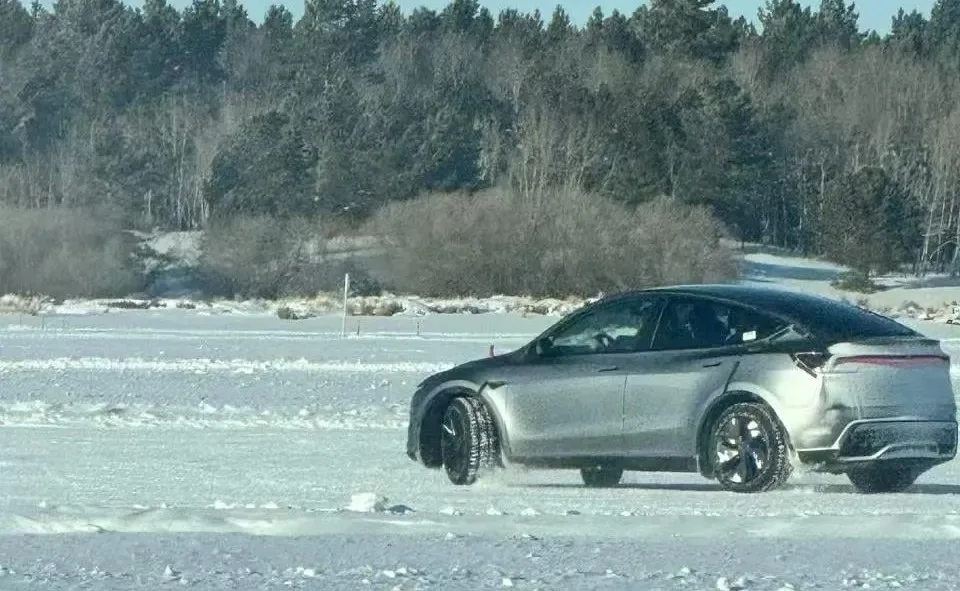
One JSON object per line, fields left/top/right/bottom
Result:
{"left": 652, "top": 298, "right": 787, "bottom": 351}
{"left": 542, "top": 296, "right": 665, "bottom": 356}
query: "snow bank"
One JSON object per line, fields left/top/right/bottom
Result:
{"left": 6, "top": 293, "right": 588, "bottom": 319}
{"left": 274, "top": 293, "right": 589, "bottom": 319}
{"left": 0, "top": 294, "right": 47, "bottom": 315}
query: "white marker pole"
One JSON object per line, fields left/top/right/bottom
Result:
{"left": 341, "top": 272, "right": 350, "bottom": 338}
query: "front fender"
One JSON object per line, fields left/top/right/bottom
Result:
{"left": 476, "top": 380, "right": 512, "bottom": 458}
{"left": 409, "top": 378, "right": 511, "bottom": 466}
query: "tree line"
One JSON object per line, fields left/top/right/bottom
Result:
{"left": 2, "top": 0, "right": 960, "bottom": 298}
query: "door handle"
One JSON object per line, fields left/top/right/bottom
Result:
{"left": 597, "top": 366, "right": 619, "bottom": 372}
{"left": 702, "top": 361, "right": 723, "bottom": 368}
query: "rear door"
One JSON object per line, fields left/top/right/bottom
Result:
{"left": 504, "top": 295, "right": 666, "bottom": 460}
{"left": 622, "top": 297, "right": 780, "bottom": 458}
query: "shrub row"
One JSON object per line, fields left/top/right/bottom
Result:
{"left": 1, "top": 189, "right": 737, "bottom": 300}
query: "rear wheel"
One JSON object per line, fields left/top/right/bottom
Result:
{"left": 847, "top": 466, "right": 918, "bottom": 493}
{"left": 580, "top": 466, "right": 623, "bottom": 487}
{"left": 709, "top": 402, "right": 791, "bottom": 493}
{"left": 440, "top": 396, "right": 498, "bottom": 485}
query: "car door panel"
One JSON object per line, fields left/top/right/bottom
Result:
{"left": 502, "top": 355, "right": 629, "bottom": 459}
{"left": 622, "top": 350, "right": 740, "bottom": 458}
{"left": 499, "top": 295, "right": 667, "bottom": 460}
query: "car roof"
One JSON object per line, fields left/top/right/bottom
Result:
{"left": 601, "top": 283, "right": 917, "bottom": 341}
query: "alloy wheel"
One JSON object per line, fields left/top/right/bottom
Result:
{"left": 714, "top": 413, "right": 772, "bottom": 486}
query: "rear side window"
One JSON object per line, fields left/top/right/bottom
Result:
{"left": 652, "top": 299, "right": 788, "bottom": 351}
{"left": 712, "top": 289, "right": 918, "bottom": 342}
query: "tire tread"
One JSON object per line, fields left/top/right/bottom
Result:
{"left": 443, "top": 396, "right": 498, "bottom": 485}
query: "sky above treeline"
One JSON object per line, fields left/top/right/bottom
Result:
{"left": 380, "top": 1, "right": 936, "bottom": 34}
{"left": 43, "top": 0, "right": 939, "bottom": 35}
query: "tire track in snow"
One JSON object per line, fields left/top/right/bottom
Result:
{"left": 0, "top": 357, "right": 453, "bottom": 374}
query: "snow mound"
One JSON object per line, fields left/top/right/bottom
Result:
{"left": 276, "top": 293, "right": 589, "bottom": 319}
{"left": 0, "top": 294, "right": 47, "bottom": 315}
{"left": 345, "top": 493, "right": 389, "bottom": 513}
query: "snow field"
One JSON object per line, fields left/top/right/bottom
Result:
{"left": 3, "top": 311, "right": 960, "bottom": 588}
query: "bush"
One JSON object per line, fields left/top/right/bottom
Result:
{"left": 831, "top": 270, "right": 882, "bottom": 294}
{"left": 0, "top": 206, "right": 139, "bottom": 299}
{"left": 364, "top": 188, "right": 737, "bottom": 297}
{"left": 198, "top": 214, "right": 312, "bottom": 299}
{"left": 197, "top": 214, "right": 384, "bottom": 299}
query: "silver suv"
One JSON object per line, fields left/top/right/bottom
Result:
{"left": 406, "top": 285, "right": 958, "bottom": 493}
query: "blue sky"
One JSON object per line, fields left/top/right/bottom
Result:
{"left": 139, "top": 0, "right": 938, "bottom": 34}
{"left": 382, "top": 1, "right": 938, "bottom": 33}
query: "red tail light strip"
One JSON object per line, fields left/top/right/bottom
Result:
{"left": 834, "top": 355, "right": 949, "bottom": 367}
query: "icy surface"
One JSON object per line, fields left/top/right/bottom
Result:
{"left": 3, "top": 311, "right": 960, "bottom": 589}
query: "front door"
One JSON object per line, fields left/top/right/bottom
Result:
{"left": 504, "top": 295, "right": 666, "bottom": 460}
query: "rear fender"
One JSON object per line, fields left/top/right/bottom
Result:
{"left": 694, "top": 382, "right": 793, "bottom": 478}
{"left": 724, "top": 352, "right": 823, "bottom": 440}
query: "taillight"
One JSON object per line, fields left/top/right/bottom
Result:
{"left": 833, "top": 355, "right": 949, "bottom": 367}
{"left": 792, "top": 352, "right": 830, "bottom": 376}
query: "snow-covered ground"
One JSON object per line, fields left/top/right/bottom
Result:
{"left": 7, "top": 244, "right": 960, "bottom": 589}
{"left": 4, "top": 309, "right": 960, "bottom": 589}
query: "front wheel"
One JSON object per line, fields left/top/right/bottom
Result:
{"left": 709, "top": 402, "right": 792, "bottom": 493}
{"left": 847, "top": 466, "right": 919, "bottom": 493}
{"left": 440, "top": 396, "right": 498, "bottom": 485}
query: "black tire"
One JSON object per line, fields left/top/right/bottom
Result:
{"left": 440, "top": 396, "right": 499, "bottom": 485}
{"left": 847, "top": 466, "right": 918, "bottom": 494}
{"left": 708, "top": 401, "right": 791, "bottom": 493}
{"left": 580, "top": 466, "right": 623, "bottom": 487}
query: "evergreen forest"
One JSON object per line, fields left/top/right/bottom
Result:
{"left": 2, "top": 0, "right": 960, "bottom": 298}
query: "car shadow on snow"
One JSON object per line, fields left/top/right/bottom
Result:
{"left": 802, "top": 483, "right": 960, "bottom": 495}
{"left": 522, "top": 482, "right": 960, "bottom": 495}
{"left": 523, "top": 482, "right": 724, "bottom": 492}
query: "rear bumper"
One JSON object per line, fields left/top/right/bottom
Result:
{"left": 797, "top": 419, "right": 958, "bottom": 472}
